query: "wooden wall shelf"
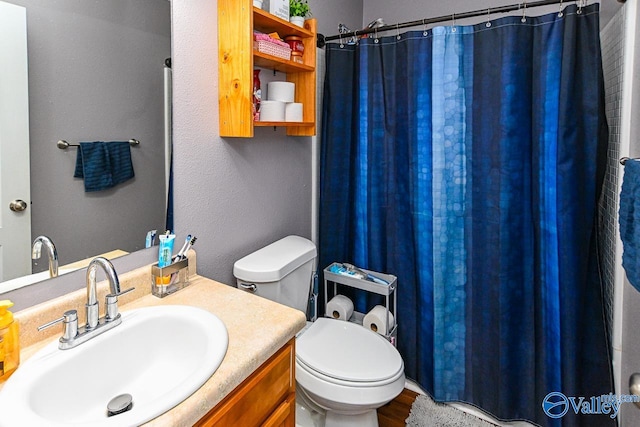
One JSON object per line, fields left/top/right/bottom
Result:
{"left": 253, "top": 8, "right": 313, "bottom": 37}
{"left": 254, "top": 121, "right": 314, "bottom": 127}
{"left": 218, "top": 0, "right": 317, "bottom": 137}
{"left": 254, "top": 52, "right": 314, "bottom": 73}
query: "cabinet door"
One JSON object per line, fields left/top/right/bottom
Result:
{"left": 262, "top": 392, "right": 295, "bottom": 427}
{"left": 196, "top": 339, "right": 295, "bottom": 426}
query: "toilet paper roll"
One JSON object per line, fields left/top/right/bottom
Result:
{"left": 259, "top": 100, "right": 286, "bottom": 121}
{"left": 326, "top": 295, "right": 354, "bottom": 321}
{"left": 267, "top": 81, "right": 295, "bottom": 102}
{"left": 363, "top": 305, "right": 395, "bottom": 335}
{"left": 285, "top": 102, "right": 303, "bottom": 122}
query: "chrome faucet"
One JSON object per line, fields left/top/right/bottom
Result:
{"left": 38, "top": 257, "right": 134, "bottom": 350}
{"left": 31, "top": 235, "right": 58, "bottom": 278}
{"left": 86, "top": 257, "right": 120, "bottom": 329}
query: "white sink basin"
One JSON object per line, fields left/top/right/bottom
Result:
{"left": 0, "top": 305, "right": 228, "bottom": 426}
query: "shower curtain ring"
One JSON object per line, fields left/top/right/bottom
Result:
{"left": 577, "top": 0, "right": 585, "bottom": 15}
{"left": 339, "top": 33, "right": 344, "bottom": 48}
{"left": 521, "top": 1, "right": 527, "bottom": 23}
{"left": 423, "top": 18, "right": 428, "bottom": 36}
{"left": 374, "top": 27, "right": 379, "bottom": 43}
{"left": 396, "top": 23, "right": 401, "bottom": 40}
{"left": 558, "top": 0, "right": 564, "bottom": 17}
{"left": 451, "top": 13, "right": 457, "bottom": 32}
{"left": 486, "top": 9, "right": 492, "bottom": 27}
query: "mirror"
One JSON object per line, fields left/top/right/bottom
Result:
{"left": 0, "top": 0, "right": 171, "bottom": 288}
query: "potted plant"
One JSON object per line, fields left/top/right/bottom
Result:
{"left": 289, "top": 0, "right": 310, "bottom": 27}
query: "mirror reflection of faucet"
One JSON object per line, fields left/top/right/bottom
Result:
{"left": 37, "top": 257, "right": 134, "bottom": 350}
{"left": 31, "top": 235, "right": 58, "bottom": 278}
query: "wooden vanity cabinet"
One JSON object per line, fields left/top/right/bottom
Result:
{"left": 195, "top": 339, "right": 296, "bottom": 426}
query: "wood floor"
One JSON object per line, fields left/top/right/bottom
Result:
{"left": 378, "top": 388, "right": 420, "bottom": 427}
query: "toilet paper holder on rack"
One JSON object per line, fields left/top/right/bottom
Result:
{"left": 323, "top": 262, "right": 398, "bottom": 346}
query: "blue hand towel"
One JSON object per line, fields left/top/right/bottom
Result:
{"left": 74, "top": 141, "right": 134, "bottom": 192}
{"left": 619, "top": 159, "right": 640, "bottom": 292}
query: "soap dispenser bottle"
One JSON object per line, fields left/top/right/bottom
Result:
{"left": 0, "top": 300, "right": 19, "bottom": 381}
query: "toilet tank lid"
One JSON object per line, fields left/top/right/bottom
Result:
{"left": 233, "top": 235, "right": 317, "bottom": 283}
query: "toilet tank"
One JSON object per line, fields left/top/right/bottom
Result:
{"left": 233, "top": 235, "right": 317, "bottom": 313}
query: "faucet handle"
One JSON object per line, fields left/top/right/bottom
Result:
{"left": 105, "top": 287, "right": 135, "bottom": 321}
{"left": 106, "top": 286, "right": 135, "bottom": 301}
{"left": 37, "top": 310, "right": 78, "bottom": 341}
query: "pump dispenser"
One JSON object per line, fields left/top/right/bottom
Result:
{"left": 0, "top": 300, "right": 19, "bottom": 381}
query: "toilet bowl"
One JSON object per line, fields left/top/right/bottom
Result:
{"left": 296, "top": 318, "right": 405, "bottom": 426}
{"left": 233, "top": 236, "right": 405, "bottom": 427}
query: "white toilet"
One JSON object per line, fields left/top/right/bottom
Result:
{"left": 233, "top": 235, "right": 405, "bottom": 427}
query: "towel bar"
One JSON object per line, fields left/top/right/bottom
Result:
{"left": 57, "top": 139, "right": 140, "bottom": 149}
{"left": 619, "top": 157, "right": 640, "bottom": 165}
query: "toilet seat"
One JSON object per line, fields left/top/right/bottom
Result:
{"left": 296, "top": 357, "right": 404, "bottom": 388}
{"left": 296, "top": 318, "right": 403, "bottom": 385}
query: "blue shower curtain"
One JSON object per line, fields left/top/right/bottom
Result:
{"left": 319, "top": 4, "right": 610, "bottom": 426}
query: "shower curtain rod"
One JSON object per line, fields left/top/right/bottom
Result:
{"left": 324, "top": 0, "right": 583, "bottom": 42}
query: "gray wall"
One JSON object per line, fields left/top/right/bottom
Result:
{"left": 310, "top": 0, "right": 363, "bottom": 38}
{"left": 5, "top": 0, "right": 170, "bottom": 269}
{"left": 171, "top": 0, "right": 363, "bottom": 286}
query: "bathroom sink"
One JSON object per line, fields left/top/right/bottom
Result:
{"left": 0, "top": 305, "right": 228, "bottom": 426}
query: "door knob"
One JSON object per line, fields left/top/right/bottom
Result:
{"left": 629, "top": 373, "right": 640, "bottom": 408}
{"left": 9, "top": 200, "right": 27, "bottom": 212}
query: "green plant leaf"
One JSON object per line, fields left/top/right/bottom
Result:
{"left": 289, "top": 0, "right": 310, "bottom": 17}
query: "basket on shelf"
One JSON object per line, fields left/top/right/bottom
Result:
{"left": 254, "top": 40, "right": 292, "bottom": 60}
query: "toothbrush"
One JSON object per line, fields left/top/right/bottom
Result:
{"left": 174, "top": 234, "right": 192, "bottom": 261}
{"left": 342, "top": 263, "right": 390, "bottom": 285}
{"left": 178, "top": 236, "right": 197, "bottom": 260}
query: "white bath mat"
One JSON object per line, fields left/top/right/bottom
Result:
{"left": 405, "top": 394, "right": 498, "bottom": 427}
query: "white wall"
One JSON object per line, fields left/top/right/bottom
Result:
{"left": 616, "top": 1, "right": 640, "bottom": 424}
{"left": 170, "top": 0, "right": 363, "bottom": 286}
{"left": 600, "top": 0, "right": 628, "bottom": 405}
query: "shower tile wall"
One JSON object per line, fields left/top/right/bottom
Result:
{"left": 599, "top": 5, "right": 625, "bottom": 349}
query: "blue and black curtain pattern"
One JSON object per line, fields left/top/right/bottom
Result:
{"left": 319, "top": 4, "right": 611, "bottom": 426}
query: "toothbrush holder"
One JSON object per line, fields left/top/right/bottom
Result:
{"left": 151, "top": 258, "right": 190, "bottom": 298}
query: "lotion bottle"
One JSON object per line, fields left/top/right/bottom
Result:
{"left": 0, "top": 300, "right": 19, "bottom": 382}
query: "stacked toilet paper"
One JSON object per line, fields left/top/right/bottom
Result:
{"left": 259, "top": 101, "right": 286, "bottom": 121}
{"left": 260, "top": 82, "right": 303, "bottom": 122}
{"left": 325, "top": 296, "right": 395, "bottom": 337}
{"left": 363, "top": 305, "right": 395, "bottom": 336}
{"left": 285, "top": 102, "right": 303, "bottom": 122}
{"left": 326, "top": 295, "right": 354, "bottom": 321}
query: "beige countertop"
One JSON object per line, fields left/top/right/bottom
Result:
{"left": 1, "top": 257, "right": 307, "bottom": 426}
